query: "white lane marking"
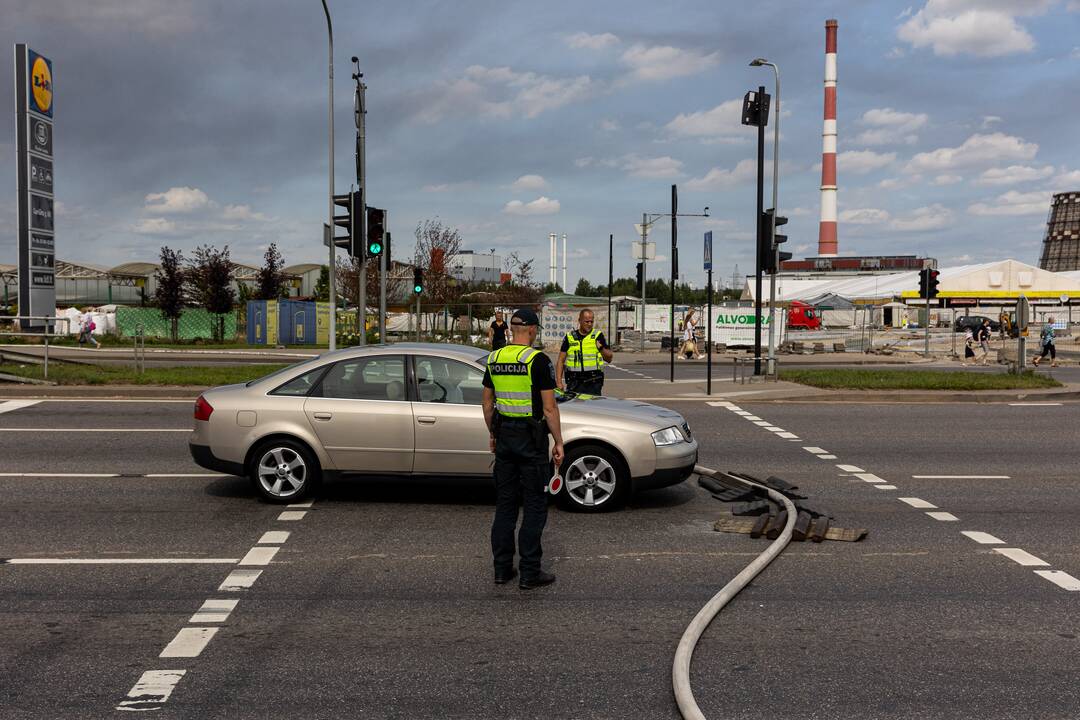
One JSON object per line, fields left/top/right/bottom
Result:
{"left": 707, "top": 401, "right": 735, "bottom": 407}
{"left": 286, "top": 501, "right": 314, "bottom": 508}
{"left": 752, "top": 420, "right": 771, "bottom": 427}
{"left": 0, "top": 400, "right": 41, "bottom": 414}
{"left": 731, "top": 410, "right": 752, "bottom": 416}
{"left": 190, "top": 598, "right": 238, "bottom": 624}
{"left": 855, "top": 473, "right": 887, "bottom": 483}
{"left": 239, "top": 547, "right": 279, "bottom": 566}
{"left": 836, "top": 464, "right": 865, "bottom": 473}
{"left": 776, "top": 432, "right": 800, "bottom": 439}
{"left": 145, "top": 473, "right": 229, "bottom": 478}
{"left": 803, "top": 447, "right": 827, "bottom": 454}
{"left": 993, "top": 548, "right": 1050, "bottom": 567}
{"left": 926, "top": 511, "right": 959, "bottom": 522}
{"left": 1009, "top": 402, "right": 1062, "bottom": 406}
{"left": 32, "top": 398, "right": 192, "bottom": 404}
{"left": 898, "top": 497, "right": 937, "bottom": 509}
{"left": 258, "top": 531, "right": 290, "bottom": 544}
{"left": 1034, "top": 570, "right": 1080, "bottom": 591}
{"left": 277, "top": 511, "right": 307, "bottom": 521}
{"left": 874, "top": 485, "right": 898, "bottom": 490}
{"left": 160, "top": 627, "right": 219, "bottom": 658}
{"left": 744, "top": 416, "right": 762, "bottom": 421}
{"left": 763, "top": 426, "right": 784, "bottom": 431}
{"left": 3, "top": 558, "right": 237, "bottom": 564}
{"left": 817, "top": 455, "right": 838, "bottom": 460}
{"left": 961, "top": 531, "right": 1004, "bottom": 545}
{"left": 0, "top": 473, "right": 120, "bottom": 478}
{"left": 116, "top": 669, "right": 186, "bottom": 711}
{"left": 219, "top": 569, "right": 262, "bottom": 591}
{"left": 0, "top": 428, "right": 189, "bottom": 433}
{"left": 911, "top": 475, "right": 1010, "bottom": 479}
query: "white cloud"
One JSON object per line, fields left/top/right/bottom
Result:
{"left": 574, "top": 157, "right": 594, "bottom": 168}
{"left": 598, "top": 118, "right": 620, "bottom": 132}
{"left": 968, "top": 190, "right": 1051, "bottom": 216}
{"left": 897, "top": 0, "right": 1052, "bottom": 57}
{"left": 221, "top": 204, "right": 270, "bottom": 221}
{"left": 144, "top": 186, "right": 209, "bottom": 213}
{"left": 839, "top": 150, "right": 897, "bottom": 174}
{"left": 565, "top": 32, "right": 620, "bottom": 50}
{"left": 26, "top": 1, "right": 200, "bottom": 37}
{"left": 133, "top": 218, "right": 178, "bottom": 234}
{"left": 886, "top": 46, "right": 906, "bottom": 59}
{"left": 510, "top": 174, "right": 549, "bottom": 191}
{"left": 933, "top": 174, "right": 963, "bottom": 185}
{"left": 1052, "top": 168, "right": 1080, "bottom": 186}
{"left": 840, "top": 208, "right": 892, "bottom": 225}
{"left": 664, "top": 99, "right": 751, "bottom": 143}
{"left": 503, "top": 196, "right": 560, "bottom": 215}
{"left": 854, "top": 108, "right": 928, "bottom": 146}
{"left": 418, "top": 65, "right": 594, "bottom": 122}
{"left": 620, "top": 44, "right": 720, "bottom": 82}
{"left": 890, "top": 204, "right": 953, "bottom": 231}
{"left": 621, "top": 154, "right": 684, "bottom": 179}
{"left": 905, "top": 133, "right": 1038, "bottom": 174}
{"left": 981, "top": 115, "right": 1003, "bottom": 128}
{"left": 685, "top": 159, "right": 756, "bottom": 190}
{"left": 975, "top": 164, "right": 1054, "bottom": 185}
{"left": 1071, "top": 46, "right": 1080, "bottom": 59}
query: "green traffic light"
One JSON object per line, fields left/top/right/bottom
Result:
{"left": 369, "top": 242, "right": 382, "bottom": 255}
{"left": 413, "top": 285, "right": 423, "bottom": 294}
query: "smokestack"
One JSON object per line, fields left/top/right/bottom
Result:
{"left": 562, "top": 233, "right": 567, "bottom": 291}
{"left": 818, "top": 19, "right": 838, "bottom": 257}
{"left": 549, "top": 232, "right": 557, "bottom": 284}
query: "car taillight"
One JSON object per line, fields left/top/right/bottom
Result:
{"left": 194, "top": 395, "right": 214, "bottom": 421}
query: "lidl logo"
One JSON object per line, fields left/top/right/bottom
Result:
{"left": 29, "top": 51, "right": 53, "bottom": 116}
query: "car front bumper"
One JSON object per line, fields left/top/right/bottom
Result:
{"left": 633, "top": 440, "right": 698, "bottom": 491}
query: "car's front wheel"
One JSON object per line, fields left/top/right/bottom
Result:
{"left": 249, "top": 439, "right": 320, "bottom": 503}
{"left": 556, "top": 444, "right": 629, "bottom": 512}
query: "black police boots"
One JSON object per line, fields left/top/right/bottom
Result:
{"left": 519, "top": 571, "right": 556, "bottom": 590}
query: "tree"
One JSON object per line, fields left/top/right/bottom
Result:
{"left": 153, "top": 246, "right": 186, "bottom": 342}
{"left": 574, "top": 278, "right": 597, "bottom": 297}
{"left": 256, "top": 243, "right": 288, "bottom": 300}
{"left": 505, "top": 252, "right": 536, "bottom": 289}
{"left": 313, "top": 265, "right": 329, "bottom": 302}
{"left": 413, "top": 219, "right": 462, "bottom": 307}
{"left": 188, "top": 245, "right": 236, "bottom": 342}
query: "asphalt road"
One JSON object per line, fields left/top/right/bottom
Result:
{"left": 2, "top": 393, "right": 1079, "bottom": 719}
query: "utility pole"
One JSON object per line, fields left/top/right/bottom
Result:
{"left": 751, "top": 59, "right": 782, "bottom": 376}
{"left": 640, "top": 213, "right": 648, "bottom": 352}
{"left": 351, "top": 57, "right": 367, "bottom": 345}
{"left": 321, "top": 0, "right": 337, "bottom": 351}
{"left": 608, "top": 234, "right": 613, "bottom": 344}
{"left": 670, "top": 184, "right": 677, "bottom": 383}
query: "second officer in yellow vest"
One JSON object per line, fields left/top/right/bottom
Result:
{"left": 481, "top": 308, "right": 564, "bottom": 590}
{"left": 556, "top": 309, "right": 613, "bottom": 396}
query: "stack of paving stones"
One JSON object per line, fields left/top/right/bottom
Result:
{"left": 700, "top": 470, "right": 866, "bottom": 543}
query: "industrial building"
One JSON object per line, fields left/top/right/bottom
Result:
{"left": 1038, "top": 191, "right": 1080, "bottom": 272}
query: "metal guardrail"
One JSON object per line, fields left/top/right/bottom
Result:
{"left": 0, "top": 316, "right": 74, "bottom": 380}
{"left": 732, "top": 356, "right": 779, "bottom": 384}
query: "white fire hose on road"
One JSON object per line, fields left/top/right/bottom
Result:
{"left": 673, "top": 465, "right": 797, "bottom": 720}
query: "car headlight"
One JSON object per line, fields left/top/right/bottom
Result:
{"left": 651, "top": 426, "right": 684, "bottom": 446}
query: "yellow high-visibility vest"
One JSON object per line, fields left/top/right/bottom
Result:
{"left": 565, "top": 330, "right": 603, "bottom": 372}
{"left": 487, "top": 344, "right": 539, "bottom": 417}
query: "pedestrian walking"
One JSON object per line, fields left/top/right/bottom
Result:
{"left": 487, "top": 310, "right": 509, "bottom": 351}
{"left": 978, "top": 318, "right": 992, "bottom": 365}
{"left": 679, "top": 309, "right": 704, "bottom": 360}
{"left": 962, "top": 328, "right": 976, "bottom": 366}
{"left": 555, "top": 309, "right": 612, "bottom": 396}
{"left": 1032, "top": 315, "right": 1058, "bottom": 367}
{"left": 482, "top": 308, "right": 564, "bottom": 590}
{"left": 998, "top": 309, "right": 1011, "bottom": 342}
{"left": 79, "top": 309, "right": 100, "bottom": 349}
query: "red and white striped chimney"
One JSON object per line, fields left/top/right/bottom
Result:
{"left": 818, "top": 19, "right": 839, "bottom": 257}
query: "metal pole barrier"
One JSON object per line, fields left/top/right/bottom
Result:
{"left": 707, "top": 266, "right": 713, "bottom": 396}
{"left": 43, "top": 334, "right": 48, "bottom": 380}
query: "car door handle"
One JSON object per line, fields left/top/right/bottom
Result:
{"left": 417, "top": 416, "right": 437, "bottom": 425}
{"left": 313, "top": 412, "right": 333, "bottom": 420}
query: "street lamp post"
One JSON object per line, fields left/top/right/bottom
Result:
{"left": 751, "top": 58, "right": 780, "bottom": 376}
{"left": 321, "top": 0, "right": 337, "bottom": 351}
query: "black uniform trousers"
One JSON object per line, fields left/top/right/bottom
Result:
{"left": 491, "top": 420, "right": 549, "bottom": 579}
{"left": 565, "top": 371, "right": 604, "bottom": 396}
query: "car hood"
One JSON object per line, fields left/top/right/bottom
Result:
{"left": 558, "top": 394, "right": 685, "bottom": 428}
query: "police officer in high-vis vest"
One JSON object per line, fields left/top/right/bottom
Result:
{"left": 481, "top": 308, "right": 564, "bottom": 590}
{"left": 556, "top": 309, "right": 614, "bottom": 396}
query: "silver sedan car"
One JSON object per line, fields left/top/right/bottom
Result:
{"left": 189, "top": 343, "right": 697, "bottom": 512}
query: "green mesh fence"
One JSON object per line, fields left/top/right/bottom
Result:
{"left": 115, "top": 306, "right": 238, "bottom": 340}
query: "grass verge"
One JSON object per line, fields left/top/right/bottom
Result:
{"left": 0, "top": 362, "right": 289, "bottom": 386}
{"left": 779, "top": 368, "right": 1062, "bottom": 391}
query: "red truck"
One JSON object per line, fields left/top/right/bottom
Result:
{"left": 786, "top": 300, "right": 822, "bottom": 330}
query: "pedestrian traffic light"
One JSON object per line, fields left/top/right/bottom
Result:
{"left": 332, "top": 190, "right": 360, "bottom": 256}
{"left": 927, "top": 269, "right": 940, "bottom": 299}
{"left": 635, "top": 262, "right": 644, "bottom": 294}
{"left": 740, "top": 89, "right": 770, "bottom": 127}
{"left": 366, "top": 206, "right": 386, "bottom": 259}
{"left": 384, "top": 231, "right": 392, "bottom": 269}
{"left": 760, "top": 209, "right": 789, "bottom": 274}
{"left": 413, "top": 267, "right": 424, "bottom": 294}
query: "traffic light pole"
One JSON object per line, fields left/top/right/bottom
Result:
{"left": 924, "top": 271, "right": 931, "bottom": 357}
{"left": 640, "top": 213, "right": 647, "bottom": 353}
{"left": 753, "top": 86, "right": 765, "bottom": 376}
{"left": 766, "top": 67, "right": 780, "bottom": 377}
{"left": 353, "top": 60, "right": 367, "bottom": 346}
{"left": 321, "top": 0, "right": 337, "bottom": 352}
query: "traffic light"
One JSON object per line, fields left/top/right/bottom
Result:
{"left": 918, "top": 268, "right": 929, "bottom": 298}
{"left": 384, "top": 231, "right": 392, "bottom": 269}
{"left": 413, "top": 267, "right": 424, "bottom": 295}
{"left": 741, "top": 89, "right": 770, "bottom": 127}
{"left": 927, "top": 269, "right": 940, "bottom": 299}
{"left": 635, "top": 262, "right": 644, "bottom": 294}
{"left": 760, "top": 208, "right": 789, "bottom": 274}
{"left": 366, "top": 206, "right": 386, "bottom": 259}
{"left": 332, "top": 190, "right": 360, "bottom": 256}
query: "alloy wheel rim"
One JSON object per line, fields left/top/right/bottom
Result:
{"left": 564, "top": 455, "right": 617, "bottom": 507}
{"left": 257, "top": 447, "right": 306, "bottom": 498}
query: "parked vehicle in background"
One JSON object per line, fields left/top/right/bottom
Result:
{"left": 787, "top": 301, "right": 822, "bottom": 330}
{"left": 954, "top": 315, "right": 1000, "bottom": 334}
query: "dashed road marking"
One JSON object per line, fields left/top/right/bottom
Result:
{"left": 277, "top": 510, "right": 307, "bottom": 521}
{"left": 116, "top": 670, "right": 186, "bottom": 712}
{"left": 836, "top": 464, "right": 865, "bottom": 473}
{"left": 160, "top": 627, "right": 219, "bottom": 658}
{"left": 776, "top": 432, "right": 799, "bottom": 439}
{"left": 258, "top": 531, "right": 290, "bottom": 544}
{"left": 961, "top": 531, "right": 1004, "bottom": 545}
{"left": 239, "top": 547, "right": 279, "bottom": 566}
{"left": 2, "top": 558, "right": 237, "bottom": 564}
{"left": 752, "top": 420, "right": 771, "bottom": 426}
{"left": 219, "top": 569, "right": 262, "bottom": 591}
{"left": 994, "top": 548, "right": 1049, "bottom": 567}
{"left": 873, "top": 484, "right": 897, "bottom": 490}
{"left": 817, "top": 454, "right": 838, "bottom": 459}
{"left": 911, "top": 475, "right": 1010, "bottom": 480}
{"left": 926, "top": 511, "right": 959, "bottom": 522}
{"left": 0, "top": 400, "right": 42, "bottom": 414}
{"left": 763, "top": 425, "right": 784, "bottom": 431}
{"left": 898, "top": 497, "right": 937, "bottom": 509}
{"left": 855, "top": 473, "right": 887, "bottom": 483}
{"left": 744, "top": 415, "right": 763, "bottom": 421}
{"left": 190, "top": 599, "right": 239, "bottom": 624}
{"left": 803, "top": 447, "right": 828, "bottom": 454}
{"left": 1034, "top": 570, "right": 1080, "bottom": 591}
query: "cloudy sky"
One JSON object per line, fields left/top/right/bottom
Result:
{"left": 3, "top": 0, "right": 1080, "bottom": 290}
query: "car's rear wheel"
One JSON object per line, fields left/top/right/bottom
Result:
{"left": 556, "top": 444, "right": 629, "bottom": 512}
{"left": 249, "top": 439, "right": 320, "bottom": 503}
